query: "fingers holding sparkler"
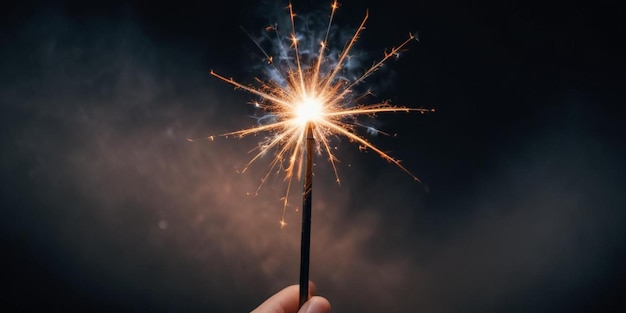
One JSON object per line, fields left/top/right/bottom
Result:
{"left": 251, "top": 282, "right": 331, "bottom": 313}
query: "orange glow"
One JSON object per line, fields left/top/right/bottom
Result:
{"left": 207, "top": 2, "right": 432, "bottom": 224}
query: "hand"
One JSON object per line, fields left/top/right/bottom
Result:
{"left": 251, "top": 282, "right": 331, "bottom": 313}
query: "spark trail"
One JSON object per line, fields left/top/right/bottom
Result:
{"left": 206, "top": 1, "right": 432, "bottom": 226}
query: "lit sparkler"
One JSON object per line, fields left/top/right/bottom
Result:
{"left": 205, "top": 1, "right": 431, "bottom": 307}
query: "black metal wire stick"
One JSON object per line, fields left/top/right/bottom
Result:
{"left": 299, "top": 124, "right": 314, "bottom": 308}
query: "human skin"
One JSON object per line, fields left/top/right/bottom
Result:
{"left": 251, "top": 282, "right": 331, "bottom": 313}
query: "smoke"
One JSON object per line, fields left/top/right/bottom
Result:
{"left": 1, "top": 2, "right": 624, "bottom": 313}
{"left": 248, "top": 1, "right": 402, "bottom": 104}
{"left": 1, "top": 5, "right": 419, "bottom": 311}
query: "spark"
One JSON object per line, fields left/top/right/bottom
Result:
{"left": 209, "top": 1, "right": 432, "bottom": 225}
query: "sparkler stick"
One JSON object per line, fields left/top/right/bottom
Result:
{"left": 299, "top": 124, "right": 314, "bottom": 307}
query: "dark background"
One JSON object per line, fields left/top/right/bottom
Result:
{"left": 1, "top": 0, "right": 625, "bottom": 312}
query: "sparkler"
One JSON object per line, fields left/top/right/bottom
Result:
{"left": 206, "top": 1, "right": 431, "bottom": 308}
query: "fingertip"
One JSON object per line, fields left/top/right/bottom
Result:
{"left": 298, "top": 296, "right": 331, "bottom": 313}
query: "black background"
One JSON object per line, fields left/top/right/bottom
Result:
{"left": 2, "top": 0, "right": 625, "bottom": 312}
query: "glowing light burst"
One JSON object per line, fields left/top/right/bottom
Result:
{"left": 208, "top": 1, "right": 432, "bottom": 226}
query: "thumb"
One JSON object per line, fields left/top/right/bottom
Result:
{"left": 297, "top": 296, "right": 331, "bottom": 313}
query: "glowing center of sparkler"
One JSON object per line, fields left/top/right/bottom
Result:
{"left": 294, "top": 96, "right": 324, "bottom": 125}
